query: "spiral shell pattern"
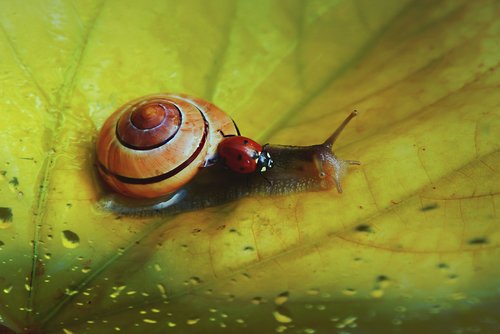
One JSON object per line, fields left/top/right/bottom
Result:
{"left": 96, "top": 94, "right": 239, "bottom": 198}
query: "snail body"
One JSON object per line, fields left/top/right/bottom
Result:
{"left": 96, "top": 93, "right": 359, "bottom": 216}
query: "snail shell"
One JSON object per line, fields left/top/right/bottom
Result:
{"left": 96, "top": 94, "right": 239, "bottom": 198}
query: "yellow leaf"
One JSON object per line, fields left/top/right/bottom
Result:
{"left": 0, "top": 0, "right": 498, "bottom": 333}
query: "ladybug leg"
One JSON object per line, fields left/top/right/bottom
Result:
{"left": 203, "top": 157, "right": 219, "bottom": 167}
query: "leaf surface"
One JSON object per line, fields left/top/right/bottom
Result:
{"left": 0, "top": 0, "right": 498, "bottom": 333}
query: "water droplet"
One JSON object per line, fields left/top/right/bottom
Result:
{"left": 274, "top": 291, "right": 289, "bottom": 305}
{"left": 468, "top": 237, "right": 488, "bottom": 245}
{"left": 65, "top": 288, "right": 78, "bottom": 296}
{"left": 143, "top": 319, "right": 157, "bottom": 324}
{"left": 3, "top": 285, "right": 13, "bottom": 294}
{"left": 307, "top": 288, "right": 320, "bottom": 295}
{"left": 336, "top": 316, "right": 357, "bottom": 329}
{"left": 154, "top": 264, "right": 162, "bottom": 272}
{"left": 437, "top": 262, "right": 449, "bottom": 270}
{"left": 24, "top": 284, "right": 31, "bottom": 292}
{"left": 187, "top": 318, "right": 200, "bottom": 325}
{"left": 157, "top": 283, "right": 167, "bottom": 298}
{"left": 371, "top": 289, "right": 384, "bottom": 298}
{"left": 355, "top": 224, "right": 373, "bottom": 232}
{"left": 110, "top": 285, "right": 126, "bottom": 299}
{"left": 44, "top": 253, "right": 52, "bottom": 260}
{"left": 276, "top": 325, "right": 288, "bottom": 333}
{"left": 342, "top": 288, "right": 357, "bottom": 296}
{"left": 81, "top": 266, "right": 91, "bottom": 274}
{"left": 252, "top": 297, "right": 263, "bottom": 305}
{"left": 304, "top": 329, "right": 316, "bottom": 334}
{"left": 167, "top": 322, "right": 176, "bottom": 327}
{"left": 376, "top": 275, "right": 390, "bottom": 288}
{"left": 273, "top": 307, "right": 292, "bottom": 323}
{"left": 61, "top": 230, "right": 80, "bottom": 249}
{"left": 450, "top": 292, "right": 466, "bottom": 300}
{"left": 395, "top": 306, "right": 407, "bottom": 313}
{"left": 189, "top": 277, "right": 202, "bottom": 285}
{"left": 151, "top": 308, "right": 160, "bottom": 313}
{"left": 62, "top": 329, "right": 74, "bottom": 334}
{"left": 430, "top": 304, "right": 442, "bottom": 314}
{"left": 447, "top": 274, "right": 459, "bottom": 283}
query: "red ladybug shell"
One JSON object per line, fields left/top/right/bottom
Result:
{"left": 217, "top": 136, "right": 262, "bottom": 174}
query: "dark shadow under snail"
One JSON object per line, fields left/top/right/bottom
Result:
{"left": 95, "top": 94, "right": 360, "bottom": 216}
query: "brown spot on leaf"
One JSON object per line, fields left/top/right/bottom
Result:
{"left": 355, "top": 224, "right": 373, "bottom": 233}
{"left": 468, "top": 237, "right": 488, "bottom": 245}
{"left": 9, "top": 177, "right": 18, "bottom": 186}
{"left": 0, "top": 207, "right": 13, "bottom": 223}
{"left": 421, "top": 203, "right": 439, "bottom": 211}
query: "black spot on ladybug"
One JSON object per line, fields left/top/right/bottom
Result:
{"left": 237, "top": 154, "right": 242, "bottom": 161}
{"left": 239, "top": 167, "right": 245, "bottom": 171}
{"left": 243, "top": 140, "right": 249, "bottom": 145}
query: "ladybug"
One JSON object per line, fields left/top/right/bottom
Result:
{"left": 217, "top": 136, "right": 274, "bottom": 174}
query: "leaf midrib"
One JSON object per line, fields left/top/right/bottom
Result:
{"left": 25, "top": 0, "right": 108, "bottom": 326}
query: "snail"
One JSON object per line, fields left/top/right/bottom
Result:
{"left": 95, "top": 93, "right": 360, "bottom": 216}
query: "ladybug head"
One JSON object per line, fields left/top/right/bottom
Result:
{"left": 256, "top": 149, "right": 273, "bottom": 173}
